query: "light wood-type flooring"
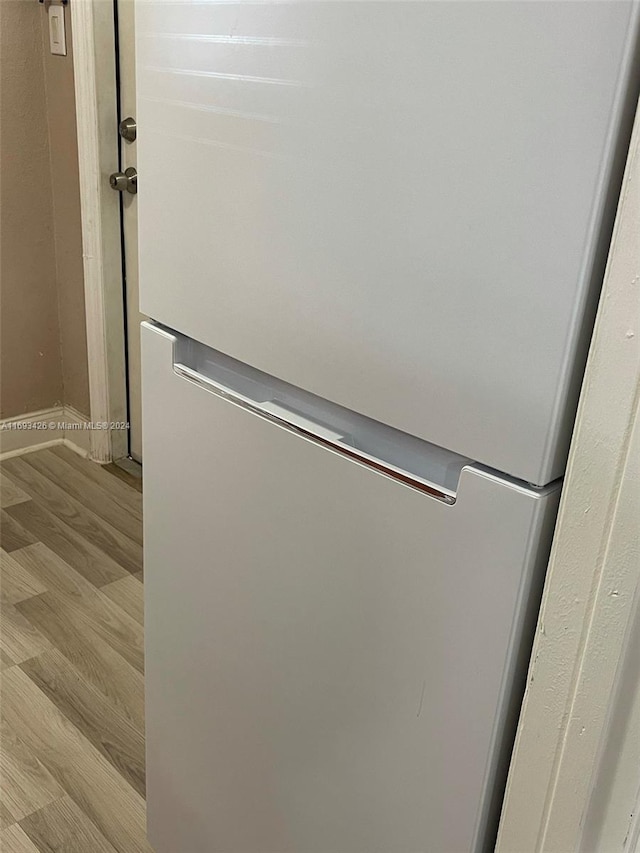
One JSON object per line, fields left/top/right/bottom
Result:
{"left": 0, "top": 446, "right": 152, "bottom": 853}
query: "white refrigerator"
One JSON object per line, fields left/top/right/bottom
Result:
{"left": 136, "top": 3, "right": 640, "bottom": 851}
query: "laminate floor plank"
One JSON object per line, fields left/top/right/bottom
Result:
{"left": 22, "top": 452, "right": 143, "bottom": 545}
{"left": 3, "top": 459, "right": 142, "bottom": 576}
{"left": 1, "top": 647, "right": 16, "bottom": 670}
{"left": 101, "top": 574, "right": 144, "bottom": 626}
{"left": 10, "top": 543, "right": 144, "bottom": 673}
{"left": 51, "top": 446, "right": 143, "bottom": 515}
{"left": 0, "top": 509, "right": 37, "bottom": 553}
{"left": 0, "top": 723, "right": 65, "bottom": 822}
{"left": 22, "top": 590, "right": 143, "bottom": 675}
{"left": 9, "top": 542, "right": 95, "bottom": 600}
{"left": 1, "top": 799, "right": 16, "bottom": 831}
{"left": 20, "top": 794, "right": 120, "bottom": 853}
{"left": 1, "top": 824, "right": 41, "bottom": 853}
{"left": 15, "top": 594, "right": 145, "bottom": 731}
{"left": 5, "top": 500, "right": 127, "bottom": 588}
{"left": 0, "top": 450, "right": 149, "bottom": 852}
{"left": 0, "top": 475, "right": 30, "bottom": 509}
{"left": 0, "top": 603, "right": 52, "bottom": 664}
{"left": 1, "top": 667, "right": 152, "bottom": 853}
{"left": 21, "top": 649, "right": 145, "bottom": 797}
{"left": 1, "top": 549, "right": 48, "bottom": 605}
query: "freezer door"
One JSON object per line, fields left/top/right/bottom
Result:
{"left": 136, "top": 0, "right": 639, "bottom": 484}
{"left": 142, "top": 323, "right": 560, "bottom": 853}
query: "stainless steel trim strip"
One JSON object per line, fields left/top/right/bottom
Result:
{"left": 173, "top": 362, "right": 456, "bottom": 504}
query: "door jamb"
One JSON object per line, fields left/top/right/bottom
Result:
{"left": 71, "top": 0, "right": 127, "bottom": 463}
{"left": 496, "top": 101, "right": 640, "bottom": 852}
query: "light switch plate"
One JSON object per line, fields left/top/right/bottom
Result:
{"left": 48, "top": 6, "right": 67, "bottom": 56}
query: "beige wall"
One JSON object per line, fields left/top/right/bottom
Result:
{"left": 42, "top": 6, "right": 90, "bottom": 417}
{"left": 0, "top": 0, "right": 62, "bottom": 417}
{"left": 0, "top": 0, "right": 90, "bottom": 420}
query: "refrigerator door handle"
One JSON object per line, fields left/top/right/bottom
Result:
{"left": 173, "top": 362, "right": 457, "bottom": 504}
{"left": 256, "top": 400, "right": 348, "bottom": 444}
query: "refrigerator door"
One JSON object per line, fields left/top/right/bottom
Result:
{"left": 136, "top": 0, "right": 639, "bottom": 485}
{"left": 142, "top": 322, "right": 560, "bottom": 853}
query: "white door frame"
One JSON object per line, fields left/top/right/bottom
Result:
{"left": 71, "top": 0, "right": 127, "bottom": 463}
{"left": 496, "top": 99, "right": 640, "bottom": 853}
{"left": 71, "top": 3, "right": 640, "bottom": 846}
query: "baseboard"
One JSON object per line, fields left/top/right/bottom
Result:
{"left": 0, "top": 406, "right": 92, "bottom": 461}
{"left": 60, "top": 405, "right": 92, "bottom": 457}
